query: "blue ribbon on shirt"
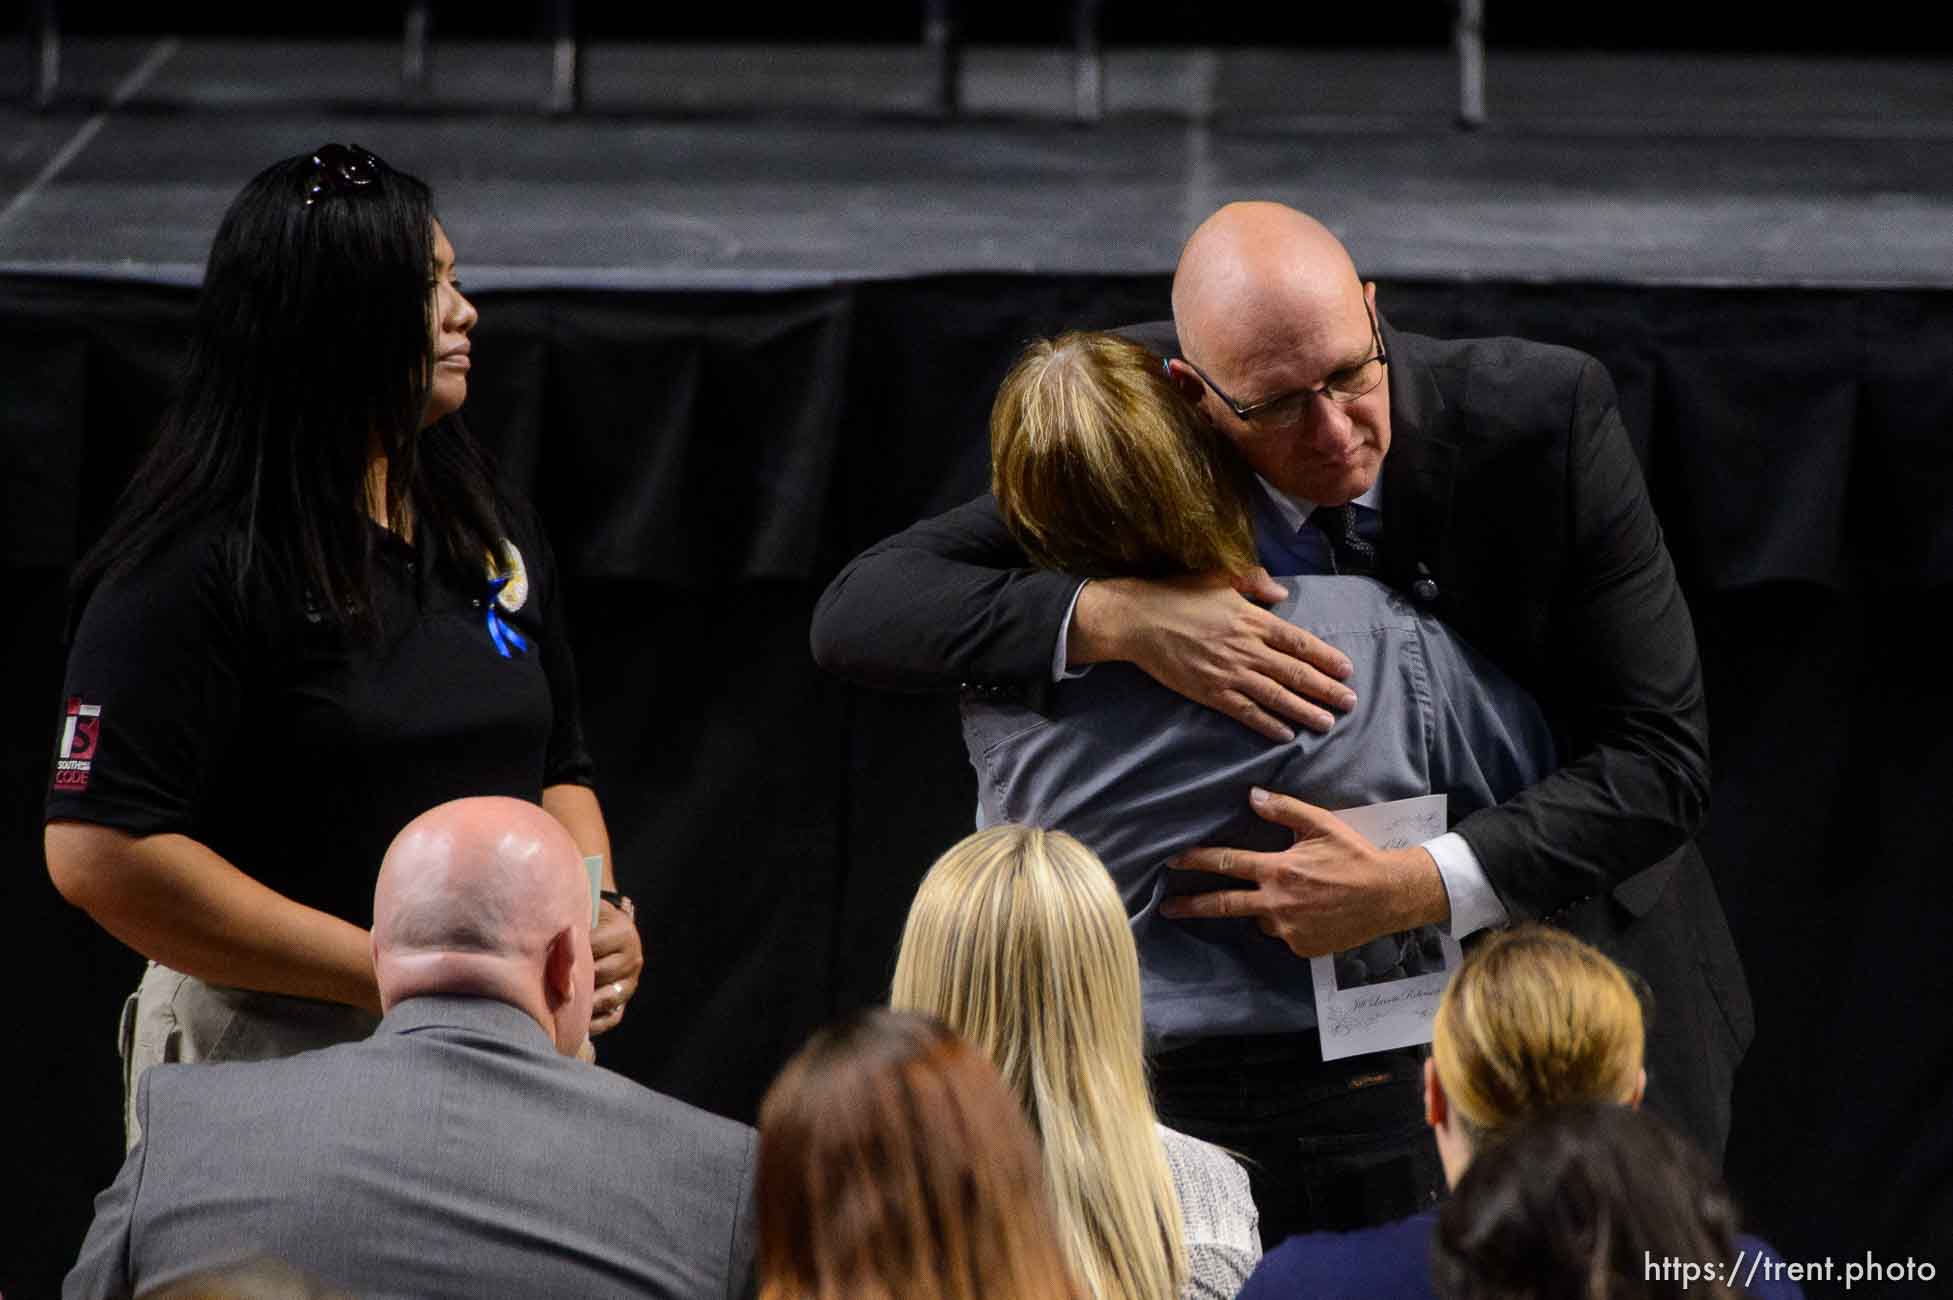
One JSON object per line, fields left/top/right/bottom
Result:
{"left": 485, "top": 576, "right": 530, "bottom": 658}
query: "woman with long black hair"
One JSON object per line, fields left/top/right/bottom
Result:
{"left": 44, "top": 144, "right": 642, "bottom": 1146}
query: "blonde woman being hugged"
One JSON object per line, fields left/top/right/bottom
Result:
{"left": 892, "top": 824, "right": 1261, "bottom": 1300}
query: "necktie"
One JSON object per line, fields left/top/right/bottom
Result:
{"left": 1310, "top": 503, "right": 1378, "bottom": 577}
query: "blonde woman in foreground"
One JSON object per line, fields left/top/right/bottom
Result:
{"left": 1235, "top": 925, "right": 1799, "bottom": 1299}
{"left": 892, "top": 825, "right": 1261, "bottom": 1300}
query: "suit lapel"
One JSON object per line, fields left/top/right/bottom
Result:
{"left": 1378, "top": 321, "right": 1459, "bottom": 597}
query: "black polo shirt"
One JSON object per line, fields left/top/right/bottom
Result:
{"left": 46, "top": 503, "right": 595, "bottom": 929}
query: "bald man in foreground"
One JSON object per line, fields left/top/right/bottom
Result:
{"left": 67, "top": 797, "right": 758, "bottom": 1300}
{"left": 814, "top": 202, "right": 1750, "bottom": 1236}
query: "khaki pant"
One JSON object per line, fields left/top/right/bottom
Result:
{"left": 119, "top": 962, "right": 380, "bottom": 1151}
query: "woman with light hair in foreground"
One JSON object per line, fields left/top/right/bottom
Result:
{"left": 754, "top": 1008, "right": 1081, "bottom": 1300}
{"left": 1237, "top": 925, "right": 1797, "bottom": 1298}
{"left": 892, "top": 824, "right": 1261, "bottom": 1300}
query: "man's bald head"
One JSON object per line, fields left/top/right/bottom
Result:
{"left": 1167, "top": 202, "right": 1390, "bottom": 505}
{"left": 373, "top": 797, "right": 593, "bottom": 1054}
{"left": 1173, "top": 203, "right": 1362, "bottom": 367}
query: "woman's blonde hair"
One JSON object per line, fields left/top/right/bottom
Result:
{"left": 891, "top": 826, "right": 1186, "bottom": 1300}
{"left": 1431, "top": 924, "right": 1647, "bottom": 1142}
{"left": 990, "top": 330, "right": 1259, "bottom": 579}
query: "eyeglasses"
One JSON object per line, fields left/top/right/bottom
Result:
{"left": 1177, "top": 303, "right": 1389, "bottom": 430}
{"left": 304, "top": 143, "right": 381, "bottom": 207}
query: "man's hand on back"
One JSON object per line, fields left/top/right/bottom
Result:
{"left": 1068, "top": 568, "right": 1358, "bottom": 742}
{"left": 1161, "top": 788, "right": 1452, "bottom": 956}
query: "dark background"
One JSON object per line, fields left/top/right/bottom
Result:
{"left": 6, "top": 272, "right": 1950, "bottom": 1295}
{"left": 6, "top": 5, "right": 1953, "bottom": 1295}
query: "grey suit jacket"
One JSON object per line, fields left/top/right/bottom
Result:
{"left": 963, "top": 576, "right": 1556, "bottom": 1043}
{"left": 66, "top": 996, "right": 759, "bottom": 1300}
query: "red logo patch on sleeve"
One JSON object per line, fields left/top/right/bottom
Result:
{"left": 53, "top": 696, "right": 101, "bottom": 791}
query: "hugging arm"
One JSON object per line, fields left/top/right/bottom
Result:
{"left": 810, "top": 494, "right": 1078, "bottom": 703}
{"left": 811, "top": 494, "right": 1354, "bottom": 735}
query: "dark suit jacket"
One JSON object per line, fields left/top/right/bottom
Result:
{"left": 65, "top": 996, "right": 759, "bottom": 1300}
{"left": 811, "top": 319, "right": 1753, "bottom": 1161}
{"left": 1236, "top": 1210, "right": 1805, "bottom": 1300}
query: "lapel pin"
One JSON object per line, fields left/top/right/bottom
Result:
{"left": 1412, "top": 561, "right": 1440, "bottom": 604}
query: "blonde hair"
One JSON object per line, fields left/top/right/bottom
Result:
{"left": 990, "top": 330, "right": 1259, "bottom": 579}
{"left": 1431, "top": 925, "right": 1647, "bottom": 1142}
{"left": 891, "top": 826, "right": 1186, "bottom": 1300}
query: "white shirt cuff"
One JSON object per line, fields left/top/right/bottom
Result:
{"left": 1052, "top": 579, "right": 1094, "bottom": 683}
{"left": 1423, "top": 831, "right": 1508, "bottom": 939}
